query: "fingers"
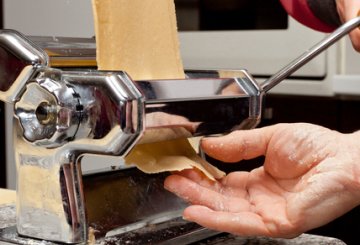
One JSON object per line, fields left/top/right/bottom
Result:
{"left": 164, "top": 174, "right": 250, "bottom": 212}
{"left": 336, "top": 0, "right": 360, "bottom": 51}
{"left": 175, "top": 169, "right": 249, "bottom": 189}
{"left": 183, "top": 205, "right": 271, "bottom": 237}
{"left": 347, "top": 8, "right": 360, "bottom": 52}
{"left": 172, "top": 169, "right": 218, "bottom": 189}
{"left": 201, "top": 125, "right": 279, "bottom": 163}
{"left": 171, "top": 169, "right": 252, "bottom": 200}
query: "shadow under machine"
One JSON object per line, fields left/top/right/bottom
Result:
{"left": 0, "top": 16, "right": 359, "bottom": 244}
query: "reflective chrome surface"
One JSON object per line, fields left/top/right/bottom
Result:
{"left": 0, "top": 30, "right": 262, "bottom": 244}
{"left": 14, "top": 70, "right": 144, "bottom": 243}
{"left": 0, "top": 30, "right": 48, "bottom": 103}
{"left": 29, "top": 35, "right": 96, "bottom": 67}
{"left": 137, "top": 72, "right": 261, "bottom": 141}
{"left": 15, "top": 77, "right": 80, "bottom": 146}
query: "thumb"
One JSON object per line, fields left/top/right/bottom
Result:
{"left": 336, "top": 0, "right": 360, "bottom": 51}
{"left": 201, "top": 125, "right": 279, "bottom": 163}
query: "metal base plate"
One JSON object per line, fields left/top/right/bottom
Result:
{"left": 0, "top": 205, "right": 346, "bottom": 245}
{"left": 0, "top": 204, "right": 220, "bottom": 245}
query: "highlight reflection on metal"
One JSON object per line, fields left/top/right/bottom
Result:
{"left": 0, "top": 16, "right": 359, "bottom": 243}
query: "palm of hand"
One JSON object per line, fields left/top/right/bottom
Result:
{"left": 165, "top": 123, "right": 360, "bottom": 237}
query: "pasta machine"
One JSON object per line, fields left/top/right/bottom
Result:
{"left": 0, "top": 17, "right": 359, "bottom": 244}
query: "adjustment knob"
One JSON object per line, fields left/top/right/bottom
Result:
{"left": 15, "top": 77, "right": 81, "bottom": 147}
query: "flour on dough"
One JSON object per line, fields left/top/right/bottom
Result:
{"left": 92, "top": 0, "right": 225, "bottom": 180}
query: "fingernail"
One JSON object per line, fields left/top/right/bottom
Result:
{"left": 163, "top": 181, "right": 172, "bottom": 192}
{"left": 202, "top": 136, "right": 217, "bottom": 141}
{"left": 182, "top": 214, "right": 189, "bottom": 221}
{"left": 163, "top": 183, "right": 175, "bottom": 193}
{"left": 200, "top": 138, "right": 208, "bottom": 144}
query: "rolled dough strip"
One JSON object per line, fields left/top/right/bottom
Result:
{"left": 125, "top": 138, "right": 225, "bottom": 180}
{"left": 92, "top": 0, "right": 185, "bottom": 80}
{"left": 92, "top": 0, "right": 225, "bottom": 180}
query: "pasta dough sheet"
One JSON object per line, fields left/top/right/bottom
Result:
{"left": 92, "top": 0, "right": 225, "bottom": 180}
{"left": 126, "top": 138, "right": 225, "bottom": 181}
{"left": 92, "top": 0, "right": 185, "bottom": 80}
{"left": 0, "top": 188, "right": 16, "bottom": 205}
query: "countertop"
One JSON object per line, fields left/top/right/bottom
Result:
{"left": 0, "top": 199, "right": 346, "bottom": 245}
{"left": 195, "top": 234, "right": 346, "bottom": 245}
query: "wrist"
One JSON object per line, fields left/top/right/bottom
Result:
{"left": 342, "top": 131, "right": 360, "bottom": 200}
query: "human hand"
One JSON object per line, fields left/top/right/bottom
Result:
{"left": 336, "top": 0, "right": 360, "bottom": 51}
{"left": 164, "top": 123, "right": 360, "bottom": 238}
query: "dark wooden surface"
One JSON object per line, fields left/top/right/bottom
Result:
{"left": 260, "top": 94, "right": 360, "bottom": 133}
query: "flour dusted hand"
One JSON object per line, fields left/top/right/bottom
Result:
{"left": 165, "top": 123, "right": 360, "bottom": 237}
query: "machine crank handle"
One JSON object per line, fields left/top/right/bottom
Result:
{"left": 261, "top": 16, "right": 360, "bottom": 93}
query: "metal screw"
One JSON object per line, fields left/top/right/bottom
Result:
{"left": 35, "top": 101, "right": 56, "bottom": 125}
